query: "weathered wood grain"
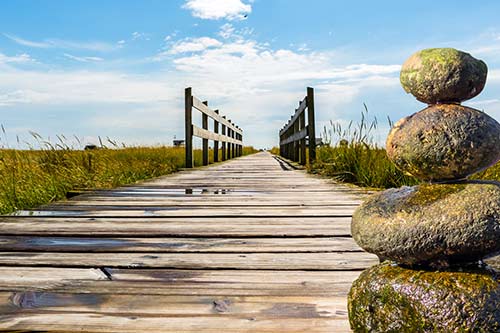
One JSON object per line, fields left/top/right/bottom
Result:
{"left": 0, "top": 152, "right": 372, "bottom": 332}
{"left": 0, "top": 251, "right": 378, "bottom": 270}
{"left": 0, "top": 236, "right": 362, "bottom": 252}
{"left": 0, "top": 216, "right": 352, "bottom": 236}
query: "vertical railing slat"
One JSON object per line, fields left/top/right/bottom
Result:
{"left": 307, "top": 87, "right": 316, "bottom": 164}
{"left": 222, "top": 116, "right": 227, "bottom": 161}
{"left": 202, "top": 101, "right": 209, "bottom": 166}
{"left": 185, "top": 87, "right": 193, "bottom": 168}
{"left": 214, "top": 110, "right": 219, "bottom": 163}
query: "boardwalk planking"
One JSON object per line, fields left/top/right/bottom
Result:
{"left": 0, "top": 152, "right": 376, "bottom": 332}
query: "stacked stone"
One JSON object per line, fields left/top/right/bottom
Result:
{"left": 348, "top": 48, "right": 500, "bottom": 332}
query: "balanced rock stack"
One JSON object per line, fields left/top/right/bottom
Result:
{"left": 348, "top": 48, "right": 500, "bottom": 332}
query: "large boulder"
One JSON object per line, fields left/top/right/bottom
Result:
{"left": 348, "top": 262, "right": 500, "bottom": 333}
{"left": 351, "top": 182, "right": 500, "bottom": 267}
{"left": 386, "top": 104, "right": 500, "bottom": 181}
{"left": 400, "top": 48, "right": 487, "bottom": 104}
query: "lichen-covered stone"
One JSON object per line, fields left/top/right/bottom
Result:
{"left": 351, "top": 181, "right": 500, "bottom": 267}
{"left": 486, "top": 255, "right": 500, "bottom": 271}
{"left": 348, "top": 262, "right": 500, "bottom": 333}
{"left": 386, "top": 104, "right": 500, "bottom": 181}
{"left": 400, "top": 48, "right": 487, "bottom": 104}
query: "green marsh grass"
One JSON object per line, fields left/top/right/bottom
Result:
{"left": 0, "top": 131, "right": 257, "bottom": 215}
{"left": 306, "top": 105, "right": 500, "bottom": 189}
{"left": 311, "top": 106, "right": 418, "bottom": 189}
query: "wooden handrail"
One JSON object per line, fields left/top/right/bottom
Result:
{"left": 185, "top": 87, "right": 243, "bottom": 168}
{"left": 279, "top": 87, "right": 316, "bottom": 165}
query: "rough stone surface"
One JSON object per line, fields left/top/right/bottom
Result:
{"left": 348, "top": 262, "right": 500, "bottom": 333}
{"left": 400, "top": 48, "right": 487, "bottom": 104}
{"left": 351, "top": 181, "right": 500, "bottom": 267}
{"left": 386, "top": 104, "right": 500, "bottom": 181}
{"left": 487, "top": 255, "right": 500, "bottom": 271}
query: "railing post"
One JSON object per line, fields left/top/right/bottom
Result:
{"left": 202, "top": 101, "right": 209, "bottom": 166}
{"left": 214, "top": 110, "right": 219, "bottom": 163}
{"left": 221, "top": 116, "right": 227, "bottom": 161}
{"left": 233, "top": 127, "right": 237, "bottom": 158}
{"left": 240, "top": 131, "right": 243, "bottom": 156}
{"left": 299, "top": 107, "right": 306, "bottom": 165}
{"left": 294, "top": 108, "right": 300, "bottom": 162}
{"left": 307, "top": 87, "right": 316, "bottom": 164}
{"left": 185, "top": 87, "right": 193, "bottom": 168}
{"left": 239, "top": 130, "right": 243, "bottom": 156}
{"left": 229, "top": 121, "right": 234, "bottom": 159}
{"left": 227, "top": 123, "right": 232, "bottom": 160}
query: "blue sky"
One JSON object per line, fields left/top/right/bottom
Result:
{"left": 1, "top": 0, "right": 500, "bottom": 148}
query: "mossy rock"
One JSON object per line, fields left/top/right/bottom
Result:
{"left": 486, "top": 255, "right": 500, "bottom": 271}
{"left": 352, "top": 181, "right": 500, "bottom": 266}
{"left": 386, "top": 104, "right": 500, "bottom": 181}
{"left": 400, "top": 48, "right": 487, "bottom": 104}
{"left": 348, "top": 262, "right": 500, "bottom": 333}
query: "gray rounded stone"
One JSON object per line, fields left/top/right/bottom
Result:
{"left": 351, "top": 182, "right": 500, "bottom": 267}
{"left": 386, "top": 104, "right": 500, "bottom": 182}
{"left": 400, "top": 48, "right": 487, "bottom": 104}
{"left": 348, "top": 262, "right": 500, "bottom": 333}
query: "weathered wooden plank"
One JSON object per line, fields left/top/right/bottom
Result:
{"left": 19, "top": 206, "right": 358, "bottom": 217}
{"left": 0, "top": 267, "right": 107, "bottom": 286}
{"left": 280, "top": 127, "right": 308, "bottom": 145}
{"left": 0, "top": 216, "right": 352, "bottom": 236}
{"left": 0, "top": 236, "right": 362, "bottom": 253}
{"left": 0, "top": 268, "right": 361, "bottom": 296}
{"left": 0, "top": 292, "right": 350, "bottom": 324}
{"left": 0, "top": 313, "right": 351, "bottom": 333}
{"left": 0, "top": 252, "right": 378, "bottom": 270}
{"left": 193, "top": 125, "right": 242, "bottom": 144}
{"left": 48, "top": 201, "right": 361, "bottom": 208}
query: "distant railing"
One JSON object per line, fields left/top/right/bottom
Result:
{"left": 185, "top": 87, "right": 243, "bottom": 168}
{"left": 279, "top": 87, "right": 316, "bottom": 165}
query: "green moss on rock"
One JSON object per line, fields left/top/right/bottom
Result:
{"left": 400, "top": 48, "right": 487, "bottom": 104}
{"left": 351, "top": 181, "right": 500, "bottom": 266}
{"left": 348, "top": 262, "right": 500, "bottom": 332}
{"left": 386, "top": 104, "right": 500, "bottom": 181}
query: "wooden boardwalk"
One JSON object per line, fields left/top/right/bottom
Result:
{"left": 0, "top": 152, "right": 378, "bottom": 332}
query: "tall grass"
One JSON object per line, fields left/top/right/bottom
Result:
{"left": 310, "top": 105, "right": 418, "bottom": 189}
{"left": 0, "top": 131, "right": 258, "bottom": 215}
{"left": 304, "top": 105, "right": 500, "bottom": 189}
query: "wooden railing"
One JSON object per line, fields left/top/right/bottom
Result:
{"left": 185, "top": 87, "right": 243, "bottom": 168}
{"left": 279, "top": 87, "right": 316, "bottom": 165}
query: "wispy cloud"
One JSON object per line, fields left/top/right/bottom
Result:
{"left": 182, "top": 0, "right": 251, "bottom": 20}
{"left": 131, "top": 31, "right": 150, "bottom": 41}
{"left": 3, "top": 33, "right": 118, "bottom": 52}
{"left": 0, "top": 52, "right": 35, "bottom": 64}
{"left": 168, "top": 37, "right": 223, "bottom": 54}
{"left": 63, "top": 53, "right": 104, "bottom": 62}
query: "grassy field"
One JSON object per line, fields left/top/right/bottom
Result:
{"left": 0, "top": 143, "right": 257, "bottom": 215}
{"left": 277, "top": 107, "right": 500, "bottom": 189}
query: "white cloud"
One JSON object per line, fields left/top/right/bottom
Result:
{"left": 0, "top": 31, "right": 403, "bottom": 148}
{"left": 468, "top": 98, "right": 500, "bottom": 106}
{"left": 3, "top": 33, "right": 118, "bottom": 52}
{"left": 167, "top": 37, "right": 223, "bottom": 55}
{"left": 0, "top": 68, "right": 177, "bottom": 106}
{"left": 219, "top": 23, "right": 236, "bottom": 39}
{"left": 131, "top": 32, "right": 150, "bottom": 41}
{"left": 63, "top": 53, "right": 104, "bottom": 62}
{"left": 182, "top": 0, "right": 251, "bottom": 20}
{"left": 0, "top": 53, "right": 35, "bottom": 64}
